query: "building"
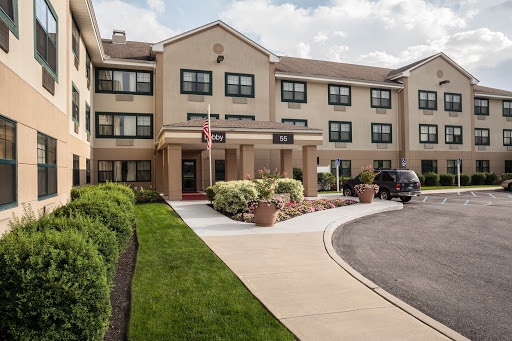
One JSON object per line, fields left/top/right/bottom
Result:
{"left": 1, "top": 0, "right": 512, "bottom": 233}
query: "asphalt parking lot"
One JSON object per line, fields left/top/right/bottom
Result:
{"left": 332, "top": 190, "right": 512, "bottom": 341}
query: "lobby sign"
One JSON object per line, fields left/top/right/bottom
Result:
{"left": 273, "top": 133, "right": 294, "bottom": 144}
{"left": 202, "top": 131, "right": 226, "bottom": 143}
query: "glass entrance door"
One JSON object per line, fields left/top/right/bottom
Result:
{"left": 182, "top": 160, "right": 196, "bottom": 192}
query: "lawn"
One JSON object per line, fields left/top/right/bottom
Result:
{"left": 129, "top": 203, "right": 296, "bottom": 340}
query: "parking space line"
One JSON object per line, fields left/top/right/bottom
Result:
{"left": 464, "top": 200, "right": 470, "bottom": 205}
{"left": 423, "top": 196, "right": 428, "bottom": 203}
{"left": 471, "top": 192, "right": 477, "bottom": 197}
{"left": 488, "top": 193, "right": 496, "bottom": 198}
{"left": 508, "top": 194, "right": 512, "bottom": 199}
{"left": 441, "top": 198, "right": 447, "bottom": 204}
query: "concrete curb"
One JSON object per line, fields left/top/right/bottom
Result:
{"left": 322, "top": 202, "right": 471, "bottom": 341}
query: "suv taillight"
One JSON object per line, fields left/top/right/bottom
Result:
{"left": 395, "top": 183, "right": 401, "bottom": 190}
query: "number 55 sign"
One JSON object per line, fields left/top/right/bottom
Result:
{"left": 273, "top": 133, "right": 294, "bottom": 144}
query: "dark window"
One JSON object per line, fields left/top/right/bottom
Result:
{"left": 447, "top": 160, "right": 461, "bottom": 175}
{"left": 282, "top": 118, "right": 307, "bottom": 127}
{"left": 421, "top": 160, "right": 438, "bottom": 174}
{"left": 419, "top": 90, "right": 437, "bottom": 110}
{"left": 474, "top": 98, "right": 488, "bottom": 115}
{"left": 96, "top": 113, "right": 153, "bottom": 139}
{"left": 371, "top": 123, "right": 392, "bottom": 143}
{"left": 0, "top": 115, "right": 16, "bottom": 208}
{"left": 475, "top": 128, "right": 490, "bottom": 146}
{"left": 329, "top": 121, "right": 352, "bottom": 142}
{"left": 71, "top": 17, "right": 79, "bottom": 60}
{"left": 72, "top": 84, "right": 79, "bottom": 125}
{"left": 371, "top": 88, "right": 391, "bottom": 109}
{"left": 187, "top": 113, "right": 219, "bottom": 120}
{"left": 505, "top": 160, "right": 512, "bottom": 173}
{"left": 85, "top": 103, "right": 90, "bottom": 133}
{"left": 85, "top": 158, "right": 90, "bottom": 184}
{"left": 0, "top": 0, "right": 17, "bottom": 36}
{"left": 328, "top": 84, "right": 351, "bottom": 106}
{"left": 331, "top": 159, "right": 351, "bottom": 177}
{"left": 444, "top": 93, "right": 462, "bottom": 112}
{"left": 419, "top": 124, "right": 438, "bottom": 143}
{"left": 85, "top": 52, "right": 91, "bottom": 83}
{"left": 225, "top": 114, "right": 255, "bottom": 121}
{"left": 96, "top": 68, "right": 153, "bottom": 95}
{"left": 476, "top": 160, "right": 489, "bottom": 173}
{"left": 0, "top": 0, "right": 14, "bottom": 21}
{"left": 98, "top": 160, "right": 151, "bottom": 182}
{"left": 225, "top": 73, "right": 254, "bottom": 97}
{"left": 503, "top": 100, "right": 512, "bottom": 117}
{"left": 215, "top": 160, "right": 225, "bottom": 181}
{"left": 281, "top": 81, "right": 307, "bottom": 103}
{"left": 37, "top": 132, "right": 57, "bottom": 198}
{"left": 180, "top": 69, "right": 212, "bottom": 95}
{"left": 373, "top": 160, "right": 391, "bottom": 170}
{"left": 445, "top": 125, "right": 462, "bottom": 144}
{"left": 73, "top": 154, "right": 79, "bottom": 186}
{"left": 35, "top": 0, "right": 57, "bottom": 76}
{"left": 503, "top": 129, "right": 512, "bottom": 146}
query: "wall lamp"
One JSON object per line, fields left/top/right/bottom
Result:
{"left": 439, "top": 80, "right": 450, "bottom": 85}
{"left": 217, "top": 55, "right": 224, "bottom": 63}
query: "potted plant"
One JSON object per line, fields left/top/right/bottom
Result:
{"left": 249, "top": 168, "right": 286, "bottom": 226}
{"left": 354, "top": 165, "right": 379, "bottom": 203}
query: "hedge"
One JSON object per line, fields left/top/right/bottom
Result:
{"left": 439, "top": 174, "right": 455, "bottom": 186}
{"left": 276, "top": 178, "right": 304, "bottom": 202}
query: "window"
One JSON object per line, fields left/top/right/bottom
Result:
{"left": 331, "top": 159, "right": 351, "bottom": 177}
{"left": 72, "top": 84, "right": 79, "bottom": 125}
{"left": 215, "top": 160, "right": 225, "bottom": 181}
{"left": 71, "top": 17, "right": 79, "bottom": 60}
{"left": 225, "top": 73, "right": 254, "bottom": 97}
{"left": 85, "top": 158, "right": 90, "bottom": 184}
{"left": 180, "top": 69, "right": 212, "bottom": 95}
{"left": 96, "top": 68, "right": 153, "bottom": 95}
{"left": 419, "top": 124, "right": 438, "bottom": 143}
{"left": 328, "top": 85, "right": 351, "bottom": 106}
{"left": 98, "top": 160, "right": 151, "bottom": 182}
{"left": 371, "top": 123, "right": 392, "bottom": 143}
{"left": 0, "top": 115, "right": 16, "bottom": 208}
{"left": 85, "top": 52, "right": 91, "bottom": 83}
{"left": 35, "top": 0, "right": 57, "bottom": 77}
{"left": 419, "top": 90, "right": 437, "bottom": 110}
{"left": 447, "top": 160, "right": 462, "bottom": 175}
{"left": 503, "top": 100, "right": 512, "bottom": 117}
{"left": 475, "top": 128, "right": 490, "bottom": 146}
{"left": 73, "top": 154, "right": 79, "bottom": 186}
{"left": 445, "top": 125, "right": 462, "bottom": 144}
{"left": 0, "top": 0, "right": 18, "bottom": 37}
{"left": 96, "top": 113, "right": 153, "bottom": 139}
{"left": 281, "top": 81, "right": 306, "bottom": 103}
{"left": 371, "top": 89, "right": 391, "bottom": 109}
{"left": 505, "top": 160, "right": 512, "bottom": 173}
{"left": 444, "top": 93, "right": 462, "bottom": 112}
{"left": 85, "top": 103, "right": 90, "bottom": 134}
{"left": 329, "top": 121, "right": 352, "bottom": 142}
{"left": 503, "top": 129, "right": 512, "bottom": 146}
{"left": 225, "top": 114, "right": 255, "bottom": 121}
{"left": 37, "top": 132, "right": 57, "bottom": 198}
{"left": 476, "top": 160, "right": 489, "bottom": 173}
{"left": 282, "top": 118, "right": 307, "bottom": 127}
{"left": 474, "top": 98, "right": 488, "bottom": 115}
{"left": 373, "top": 160, "right": 391, "bottom": 170}
{"left": 421, "top": 160, "right": 438, "bottom": 174}
{"left": 187, "top": 113, "right": 219, "bottom": 121}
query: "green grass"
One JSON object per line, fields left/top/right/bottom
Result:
{"left": 129, "top": 203, "right": 296, "bottom": 341}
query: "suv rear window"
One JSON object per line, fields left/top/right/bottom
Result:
{"left": 398, "top": 171, "right": 420, "bottom": 183}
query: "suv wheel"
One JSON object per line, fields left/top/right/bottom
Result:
{"left": 343, "top": 186, "right": 353, "bottom": 197}
{"left": 400, "top": 197, "right": 412, "bottom": 202}
{"left": 379, "top": 189, "right": 391, "bottom": 200}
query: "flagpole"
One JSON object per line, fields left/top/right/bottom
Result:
{"left": 208, "top": 104, "right": 212, "bottom": 188}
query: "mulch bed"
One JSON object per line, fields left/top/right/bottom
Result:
{"left": 104, "top": 230, "right": 138, "bottom": 341}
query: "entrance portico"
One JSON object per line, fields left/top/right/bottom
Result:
{"left": 155, "top": 120, "right": 323, "bottom": 200}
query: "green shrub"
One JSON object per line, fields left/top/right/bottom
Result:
{"left": 439, "top": 174, "right": 455, "bottom": 186}
{"left": 133, "top": 187, "right": 163, "bottom": 204}
{"left": 205, "top": 186, "right": 215, "bottom": 202}
{"left": 471, "top": 172, "right": 486, "bottom": 185}
{"left": 460, "top": 173, "right": 471, "bottom": 186}
{"left": 276, "top": 178, "right": 304, "bottom": 202}
{"left": 423, "top": 172, "right": 439, "bottom": 186}
{"left": 484, "top": 172, "right": 499, "bottom": 185}
{"left": 75, "top": 182, "right": 135, "bottom": 204}
{"left": 213, "top": 180, "right": 258, "bottom": 214}
{"left": 502, "top": 173, "right": 512, "bottom": 180}
{"left": 417, "top": 173, "right": 425, "bottom": 185}
{"left": 317, "top": 172, "right": 335, "bottom": 191}
{"left": 293, "top": 167, "right": 303, "bottom": 181}
{"left": 0, "top": 229, "right": 110, "bottom": 340}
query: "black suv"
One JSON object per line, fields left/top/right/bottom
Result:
{"left": 342, "top": 169, "right": 421, "bottom": 202}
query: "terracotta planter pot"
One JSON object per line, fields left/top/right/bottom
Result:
{"left": 254, "top": 202, "right": 279, "bottom": 227}
{"left": 358, "top": 186, "right": 375, "bottom": 203}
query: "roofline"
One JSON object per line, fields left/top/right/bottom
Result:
{"left": 70, "top": 0, "right": 106, "bottom": 64}
{"left": 388, "top": 52, "right": 479, "bottom": 85}
{"left": 474, "top": 92, "right": 512, "bottom": 100}
{"left": 275, "top": 73, "right": 403, "bottom": 89}
{"left": 151, "top": 20, "right": 280, "bottom": 63}
{"left": 101, "top": 58, "right": 156, "bottom": 69}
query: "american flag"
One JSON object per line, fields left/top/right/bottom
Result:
{"left": 203, "top": 117, "right": 212, "bottom": 150}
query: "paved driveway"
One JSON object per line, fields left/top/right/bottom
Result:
{"left": 332, "top": 190, "right": 512, "bottom": 341}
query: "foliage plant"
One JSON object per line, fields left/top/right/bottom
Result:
{"left": 133, "top": 186, "right": 164, "bottom": 204}
{"left": 317, "top": 172, "right": 336, "bottom": 191}
{"left": 354, "top": 165, "right": 379, "bottom": 195}
{"left": 471, "top": 172, "right": 486, "bottom": 185}
{"left": 212, "top": 180, "right": 258, "bottom": 214}
{"left": 460, "top": 173, "right": 472, "bottom": 186}
{"left": 439, "top": 173, "right": 455, "bottom": 186}
{"left": 484, "top": 172, "right": 499, "bottom": 185}
{"left": 423, "top": 172, "right": 440, "bottom": 186}
{"left": 293, "top": 167, "right": 303, "bottom": 181}
{"left": 275, "top": 178, "right": 304, "bottom": 202}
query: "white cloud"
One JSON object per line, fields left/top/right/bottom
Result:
{"left": 147, "top": 0, "right": 165, "bottom": 13}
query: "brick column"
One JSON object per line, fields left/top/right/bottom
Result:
{"left": 225, "top": 149, "right": 238, "bottom": 181}
{"left": 280, "top": 149, "right": 293, "bottom": 178}
{"left": 302, "top": 145, "right": 318, "bottom": 197}
{"left": 239, "top": 144, "right": 255, "bottom": 180}
{"left": 167, "top": 144, "right": 182, "bottom": 200}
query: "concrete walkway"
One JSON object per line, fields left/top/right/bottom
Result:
{"left": 168, "top": 197, "right": 470, "bottom": 340}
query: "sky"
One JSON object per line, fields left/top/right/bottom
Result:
{"left": 91, "top": 0, "right": 512, "bottom": 91}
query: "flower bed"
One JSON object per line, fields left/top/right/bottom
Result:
{"left": 230, "top": 198, "right": 357, "bottom": 223}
